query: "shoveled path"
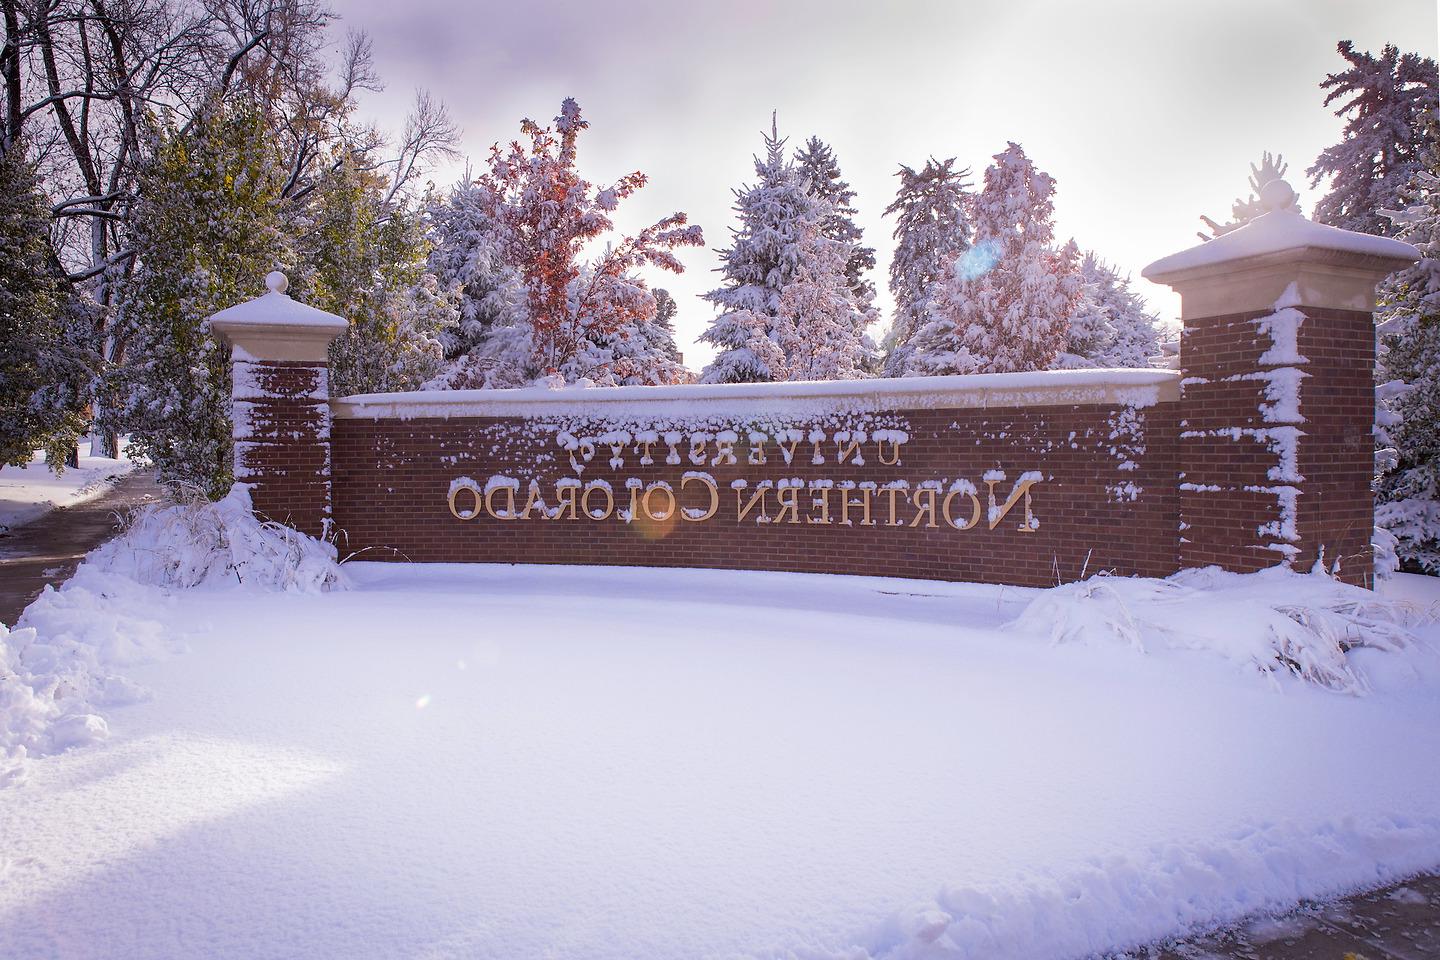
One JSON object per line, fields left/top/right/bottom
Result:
{"left": 0, "top": 470, "right": 162, "bottom": 625}
{"left": 1142, "top": 872, "right": 1440, "bottom": 959}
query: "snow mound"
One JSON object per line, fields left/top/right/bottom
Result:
{"left": 87, "top": 483, "right": 345, "bottom": 592}
{"left": 806, "top": 813, "right": 1440, "bottom": 960}
{"left": 1008, "top": 567, "right": 1423, "bottom": 693}
{"left": 1, "top": 570, "right": 169, "bottom": 786}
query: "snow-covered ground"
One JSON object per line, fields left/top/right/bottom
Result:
{"left": 0, "top": 441, "right": 133, "bottom": 533}
{"left": 2, "top": 550, "right": 1439, "bottom": 959}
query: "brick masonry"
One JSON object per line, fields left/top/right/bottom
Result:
{"left": 233, "top": 359, "right": 333, "bottom": 539}
{"left": 329, "top": 401, "right": 1181, "bottom": 588}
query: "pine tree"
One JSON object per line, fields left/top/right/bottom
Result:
{"left": 1375, "top": 133, "right": 1440, "bottom": 573}
{"left": 1308, "top": 41, "right": 1438, "bottom": 236}
{"left": 1058, "top": 253, "right": 1162, "bottom": 369}
{"left": 774, "top": 219, "right": 876, "bottom": 380}
{"left": 424, "top": 178, "right": 529, "bottom": 380}
{"left": 466, "top": 99, "right": 702, "bottom": 382}
{"left": 651, "top": 289, "right": 683, "bottom": 363}
{"left": 701, "top": 117, "right": 874, "bottom": 383}
{"left": 104, "top": 100, "right": 288, "bottom": 497}
{"left": 291, "top": 154, "right": 455, "bottom": 397}
{"left": 0, "top": 143, "right": 95, "bottom": 471}
{"left": 1200, "top": 152, "right": 1299, "bottom": 239}
{"left": 881, "top": 157, "right": 973, "bottom": 376}
{"left": 794, "top": 136, "right": 876, "bottom": 306}
{"left": 901, "top": 143, "right": 1082, "bottom": 376}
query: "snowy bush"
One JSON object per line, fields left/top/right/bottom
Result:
{"left": 1008, "top": 567, "right": 1424, "bottom": 694}
{"left": 88, "top": 483, "right": 344, "bottom": 592}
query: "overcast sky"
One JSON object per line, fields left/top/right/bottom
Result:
{"left": 340, "top": 0, "right": 1436, "bottom": 367}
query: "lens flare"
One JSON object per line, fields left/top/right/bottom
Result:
{"left": 415, "top": 694, "right": 432, "bottom": 710}
{"left": 954, "top": 238, "right": 1002, "bottom": 281}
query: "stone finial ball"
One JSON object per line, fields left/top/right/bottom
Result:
{"left": 1260, "top": 178, "right": 1299, "bottom": 213}
{"left": 266, "top": 270, "right": 290, "bottom": 295}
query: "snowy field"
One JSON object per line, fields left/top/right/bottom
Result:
{"left": 2, "top": 547, "right": 1440, "bottom": 959}
{"left": 0, "top": 441, "right": 133, "bottom": 534}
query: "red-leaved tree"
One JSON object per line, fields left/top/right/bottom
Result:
{"left": 473, "top": 99, "right": 703, "bottom": 377}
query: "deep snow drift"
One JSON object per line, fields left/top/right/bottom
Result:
{"left": 1, "top": 546, "right": 1438, "bottom": 959}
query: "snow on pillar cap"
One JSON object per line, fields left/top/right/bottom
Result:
{"left": 1143, "top": 177, "right": 1418, "bottom": 282}
{"left": 208, "top": 271, "right": 348, "bottom": 362}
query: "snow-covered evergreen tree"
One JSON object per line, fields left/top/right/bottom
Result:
{"left": 881, "top": 157, "right": 973, "bottom": 375}
{"left": 1307, "top": 41, "right": 1438, "bottom": 236}
{"left": 1375, "top": 135, "right": 1440, "bottom": 573}
{"left": 701, "top": 118, "right": 874, "bottom": 383}
{"left": 774, "top": 220, "right": 876, "bottom": 380}
{"left": 423, "top": 178, "right": 529, "bottom": 381}
{"left": 105, "top": 100, "right": 289, "bottom": 498}
{"left": 1058, "top": 253, "right": 1162, "bottom": 368}
{"left": 794, "top": 136, "right": 875, "bottom": 306}
{"left": 1200, "top": 152, "right": 1299, "bottom": 239}
{"left": 901, "top": 143, "right": 1082, "bottom": 376}
{"left": 651, "top": 289, "right": 683, "bottom": 363}
{"left": 290, "top": 154, "right": 455, "bottom": 397}
{"left": 0, "top": 143, "right": 95, "bottom": 471}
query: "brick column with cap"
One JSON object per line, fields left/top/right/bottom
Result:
{"left": 1144, "top": 179, "right": 1418, "bottom": 585}
{"left": 209, "top": 271, "right": 348, "bottom": 538}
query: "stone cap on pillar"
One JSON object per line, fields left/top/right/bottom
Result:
{"left": 1143, "top": 179, "right": 1419, "bottom": 319}
{"left": 209, "top": 271, "right": 348, "bottom": 362}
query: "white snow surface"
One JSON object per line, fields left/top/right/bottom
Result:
{"left": 0, "top": 440, "right": 134, "bottom": 534}
{"left": 1, "top": 561, "right": 1438, "bottom": 959}
{"left": 1143, "top": 205, "right": 1419, "bottom": 278}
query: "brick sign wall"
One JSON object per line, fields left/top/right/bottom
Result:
{"left": 329, "top": 375, "right": 1180, "bottom": 587}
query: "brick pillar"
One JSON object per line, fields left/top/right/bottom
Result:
{"left": 209, "top": 272, "right": 348, "bottom": 538}
{"left": 1145, "top": 179, "right": 1417, "bottom": 585}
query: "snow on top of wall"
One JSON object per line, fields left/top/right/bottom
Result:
{"left": 1144, "top": 180, "right": 1418, "bottom": 279}
{"left": 333, "top": 369, "right": 1181, "bottom": 421}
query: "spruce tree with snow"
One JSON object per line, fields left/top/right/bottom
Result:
{"left": 774, "top": 220, "right": 877, "bottom": 380}
{"left": 652, "top": 289, "right": 683, "bottom": 363}
{"left": 794, "top": 136, "right": 876, "bottom": 306}
{"left": 423, "top": 179, "right": 531, "bottom": 388}
{"left": 1058, "top": 253, "right": 1162, "bottom": 369}
{"left": 1375, "top": 134, "right": 1440, "bottom": 573}
{"left": 105, "top": 100, "right": 289, "bottom": 498}
{"left": 881, "top": 157, "right": 973, "bottom": 375}
{"left": 1308, "top": 41, "right": 1438, "bottom": 236}
{"left": 901, "top": 143, "right": 1082, "bottom": 376}
{"left": 1200, "top": 152, "right": 1299, "bottom": 239}
{"left": 0, "top": 143, "right": 95, "bottom": 471}
{"left": 701, "top": 117, "right": 874, "bottom": 383}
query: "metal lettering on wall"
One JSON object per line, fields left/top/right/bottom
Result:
{"left": 446, "top": 429, "right": 1043, "bottom": 533}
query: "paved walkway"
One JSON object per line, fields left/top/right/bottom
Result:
{"left": 0, "top": 470, "right": 163, "bottom": 625}
{"left": 1146, "top": 873, "right": 1440, "bottom": 959}
{"left": 0, "top": 472, "right": 1435, "bottom": 954}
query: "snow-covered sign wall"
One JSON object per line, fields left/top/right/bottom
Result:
{"left": 213, "top": 179, "right": 1421, "bottom": 590}
{"left": 327, "top": 373, "right": 1182, "bottom": 587}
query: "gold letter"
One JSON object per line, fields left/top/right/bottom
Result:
{"left": 736, "top": 481, "right": 770, "bottom": 523}
{"left": 518, "top": 482, "right": 549, "bottom": 520}
{"left": 485, "top": 483, "right": 518, "bottom": 520}
{"left": 835, "top": 431, "right": 865, "bottom": 466}
{"left": 581, "top": 482, "right": 614, "bottom": 520}
{"left": 774, "top": 484, "right": 801, "bottom": 524}
{"left": 910, "top": 488, "right": 939, "bottom": 528}
{"left": 985, "top": 472, "right": 1042, "bottom": 532}
{"left": 448, "top": 481, "right": 482, "bottom": 520}
{"left": 712, "top": 434, "right": 737, "bottom": 466}
{"left": 880, "top": 485, "right": 905, "bottom": 526}
{"left": 680, "top": 474, "right": 719, "bottom": 521}
{"left": 643, "top": 482, "right": 676, "bottom": 521}
{"left": 553, "top": 482, "right": 580, "bottom": 520}
{"left": 837, "top": 481, "right": 874, "bottom": 526}
{"left": 747, "top": 432, "right": 768, "bottom": 465}
{"left": 942, "top": 486, "right": 982, "bottom": 530}
{"left": 808, "top": 481, "right": 832, "bottom": 524}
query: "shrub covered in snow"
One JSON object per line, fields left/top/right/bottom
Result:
{"left": 88, "top": 483, "right": 344, "bottom": 592}
{"left": 1008, "top": 566, "right": 1424, "bottom": 694}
